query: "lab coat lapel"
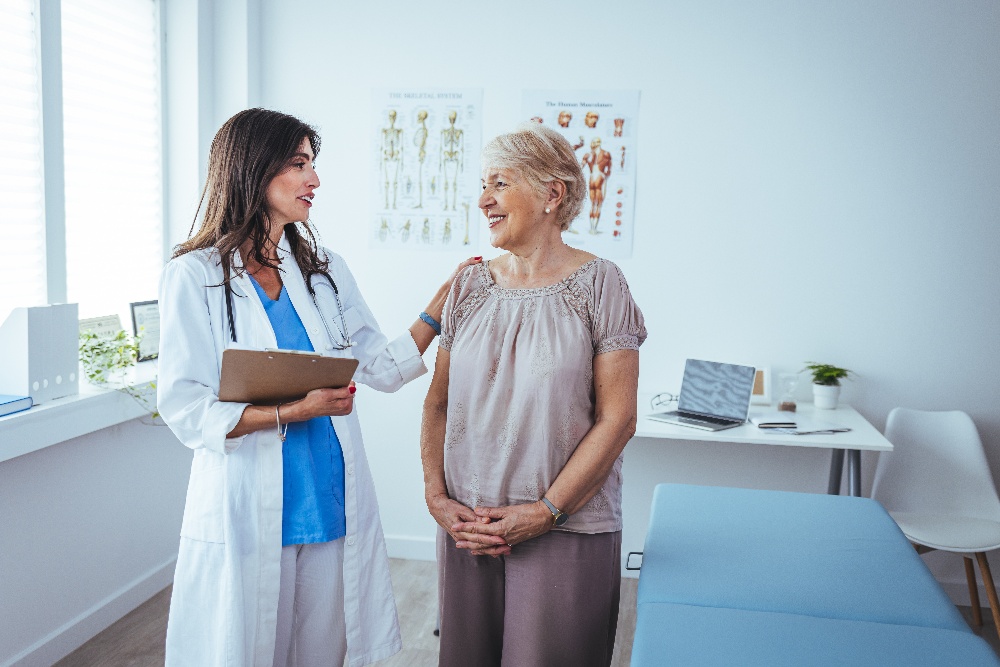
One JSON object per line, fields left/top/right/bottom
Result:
{"left": 229, "top": 248, "right": 278, "bottom": 350}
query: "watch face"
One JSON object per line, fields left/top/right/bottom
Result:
{"left": 554, "top": 512, "right": 569, "bottom": 526}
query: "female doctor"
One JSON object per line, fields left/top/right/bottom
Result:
{"left": 157, "top": 108, "right": 479, "bottom": 667}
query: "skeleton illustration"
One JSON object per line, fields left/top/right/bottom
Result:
{"left": 413, "top": 109, "right": 429, "bottom": 208}
{"left": 442, "top": 218, "right": 452, "bottom": 245}
{"left": 440, "top": 110, "right": 464, "bottom": 211}
{"left": 462, "top": 202, "right": 470, "bottom": 245}
{"left": 380, "top": 110, "right": 403, "bottom": 210}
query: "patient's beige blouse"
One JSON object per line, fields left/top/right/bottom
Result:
{"left": 439, "top": 258, "right": 647, "bottom": 533}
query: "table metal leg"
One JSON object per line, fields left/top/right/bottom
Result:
{"left": 847, "top": 449, "right": 862, "bottom": 497}
{"left": 828, "top": 449, "right": 845, "bottom": 495}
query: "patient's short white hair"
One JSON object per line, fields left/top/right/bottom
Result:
{"left": 481, "top": 123, "right": 585, "bottom": 231}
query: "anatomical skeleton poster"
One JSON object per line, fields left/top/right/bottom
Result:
{"left": 521, "top": 90, "right": 640, "bottom": 259}
{"left": 370, "top": 88, "right": 483, "bottom": 250}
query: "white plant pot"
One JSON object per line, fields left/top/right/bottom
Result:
{"left": 813, "top": 383, "right": 841, "bottom": 410}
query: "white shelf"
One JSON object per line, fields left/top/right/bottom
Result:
{"left": 0, "top": 362, "right": 159, "bottom": 464}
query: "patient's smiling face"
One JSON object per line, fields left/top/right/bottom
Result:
{"left": 479, "top": 168, "right": 546, "bottom": 251}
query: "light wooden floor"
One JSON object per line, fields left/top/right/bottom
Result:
{"left": 51, "top": 560, "right": 1000, "bottom": 666}
{"left": 52, "top": 558, "right": 638, "bottom": 667}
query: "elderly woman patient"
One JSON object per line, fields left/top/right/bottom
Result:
{"left": 421, "top": 122, "right": 647, "bottom": 667}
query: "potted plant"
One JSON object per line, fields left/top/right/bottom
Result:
{"left": 802, "top": 362, "right": 851, "bottom": 410}
{"left": 79, "top": 329, "right": 159, "bottom": 419}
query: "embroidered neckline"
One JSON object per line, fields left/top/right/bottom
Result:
{"left": 479, "top": 258, "right": 602, "bottom": 298}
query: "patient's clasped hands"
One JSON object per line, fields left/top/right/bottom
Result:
{"left": 449, "top": 501, "right": 554, "bottom": 557}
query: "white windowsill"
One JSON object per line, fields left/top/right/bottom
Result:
{"left": 0, "top": 362, "right": 159, "bottom": 464}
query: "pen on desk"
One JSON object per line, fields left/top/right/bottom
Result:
{"left": 795, "top": 428, "right": 852, "bottom": 435}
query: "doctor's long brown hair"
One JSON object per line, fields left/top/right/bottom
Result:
{"left": 174, "top": 108, "right": 331, "bottom": 298}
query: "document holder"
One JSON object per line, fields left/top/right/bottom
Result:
{"left": 218, "top": 349, "right": 359, "bottom": 404}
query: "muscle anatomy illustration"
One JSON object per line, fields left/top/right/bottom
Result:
{"left": 581, "top": 137, "right": 612, "bottom": 234}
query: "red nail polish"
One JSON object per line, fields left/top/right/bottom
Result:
{"left": 474, "top": 256, "right": 482, "bottom": 261}
{"left": 349, "top": 386, "right": 356, "bottom": 394}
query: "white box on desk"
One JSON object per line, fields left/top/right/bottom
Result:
{"left": 0, "top": 304, "right": 80, "bottom": 404}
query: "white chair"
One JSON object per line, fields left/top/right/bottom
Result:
{"left": 871, "top": 407, "right": 1000, "bottom": 637}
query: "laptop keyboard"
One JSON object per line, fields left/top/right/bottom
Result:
{"left": 677, "top": 412, "right": 738, "bottom": 426}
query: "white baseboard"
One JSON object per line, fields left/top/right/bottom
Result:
{"left": 940, "top": 578, "right": 992, "bottom": 609}
{"left": 3, "top": 558, "right": 176, "bottom": 667}
{"left": 384, "top": 534, "right": 436, "bottom": 562}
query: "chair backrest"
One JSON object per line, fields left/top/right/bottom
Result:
{"left": 871, "top": 407, "right": 1000, "bottom": 521}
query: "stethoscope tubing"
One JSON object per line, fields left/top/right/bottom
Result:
{"left": 224, "top": 271, "right": 353, "bottom": 350}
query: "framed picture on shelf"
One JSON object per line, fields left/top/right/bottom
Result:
{"left": 751, "top": 367, "right": 771, "bottom": 405}
{"left": 130, "top": 300, "right": 160, "bottom": 362}
{"left": 79, "top": 314, "right": 123, "bottom": 339}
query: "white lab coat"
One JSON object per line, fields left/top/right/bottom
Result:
{"left": 157, "top": 233, "right": 424, "bottom": 667}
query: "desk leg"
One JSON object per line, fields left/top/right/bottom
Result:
{"left": 827, "top": 449, "right": 845, "bottom": 495}
{"left": 847, "top": 449, "right": 862, "bottom": 497}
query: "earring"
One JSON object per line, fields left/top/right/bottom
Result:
{"left": 544, "top": 207, "right": 551, "bottom": 214}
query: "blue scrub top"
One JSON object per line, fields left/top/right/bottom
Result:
{"left": 250, "top": 276, "right": 347, "bottom": 546}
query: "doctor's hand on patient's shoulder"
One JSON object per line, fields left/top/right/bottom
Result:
{"left": 444, "top": 256, "right": 483, "bottom": 287}
{"left": 411, "top": 256, "right": 483, "bottom": 355}
{"left": 284, "top": 382, "right": 357, "bottom": 420}
{"left": 422, "top": 256, "right": 483, "bottom": 321}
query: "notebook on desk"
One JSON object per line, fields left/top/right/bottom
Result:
{"left": 647, "top": 359, "right": 757, "bottom": 431}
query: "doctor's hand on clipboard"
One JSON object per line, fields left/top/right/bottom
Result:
{"left": 221, "top": 349, "right": 360, "bottom": 439}
{"left": 283, "top": 381, "right": 357, "bottom": 416}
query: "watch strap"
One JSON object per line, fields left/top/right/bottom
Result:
{"left": 541, "top": 497, "right": 568, "bottom": 525}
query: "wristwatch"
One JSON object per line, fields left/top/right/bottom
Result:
{"left": 541, "top": 497, "right": 569, "bottom": 526}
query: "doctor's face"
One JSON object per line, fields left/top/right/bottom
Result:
{"left": 265, "top": 137, "right": 320, "bottom": 228}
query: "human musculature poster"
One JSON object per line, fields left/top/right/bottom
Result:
{"left": 521, "top": 90, "right": 640, "bottom": 260}
{"left": 370, "top": 88, "right": 483, "bottom": 250}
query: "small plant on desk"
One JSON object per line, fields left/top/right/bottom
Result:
{"left": 803, "top": 362, "right": 852, "bottom": 410}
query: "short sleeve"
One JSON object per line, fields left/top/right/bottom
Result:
{"left": 439, "top": 263, "right": 484, "bottom": 351}
{"left": 590, "top": 261, "right": 647, "bottom": 354}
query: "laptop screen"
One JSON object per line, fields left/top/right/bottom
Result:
{"left": 677, "top": 359, "right": 757, "bottom": 421}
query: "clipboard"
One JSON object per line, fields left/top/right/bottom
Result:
{"left": 218, "top": 349, "right": 359, "bottom": 404}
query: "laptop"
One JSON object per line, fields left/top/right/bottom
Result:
{"left": 647, "top": 359, "right": 757, "bottom": 431}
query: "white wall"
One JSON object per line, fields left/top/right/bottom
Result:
{"left": 0, "top": 420, "right": 189, "bottom": 666}
{"left": 245, "top": 0, "right": 1000, "bottom": 597}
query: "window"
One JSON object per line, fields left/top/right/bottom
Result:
{"left": 62, "top": 0, "right": 162, "bottom": 319}
{"left": 0, "top": 0, "right": 48, "bottom": 322}
{"left": 0, "top": 0, "right": 162, "bottom": 325}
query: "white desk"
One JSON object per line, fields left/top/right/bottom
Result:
{"left": 636, "top": 401, "right": 893, "bottom": 497}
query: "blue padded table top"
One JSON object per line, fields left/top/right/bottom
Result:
{"left": 636, "top": 484, "right": 968, "bottom": 632}
{"left": 631, "top": 602, "right": 1000, "bottom": 667}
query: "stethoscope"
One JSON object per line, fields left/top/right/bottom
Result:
{"left": 225, "top": 270, "right": 355, "bottom": 350}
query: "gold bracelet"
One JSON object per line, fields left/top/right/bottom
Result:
{"left": 275, "top": 404, "right": 289, "bottom": 442}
